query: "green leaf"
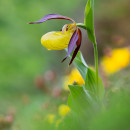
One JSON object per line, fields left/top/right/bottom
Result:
{"left": 85, "top": 68, "right": 104, "bottom": 101}
{"left": 65, "top": 49, "right": 88, "bottom": 80}
{"left": 70, "top": 51, "right": 104, "bottom": 101}
{"left": 84, "top": 0, "right": 95, "bottom": 43}
{"left": 72, "top": 51, "right": 88, "bottom": 80}
{"left": 68, "top": 85, "right": 95, "bottom": 115}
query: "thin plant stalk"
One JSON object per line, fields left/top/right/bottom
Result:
{"left": 77, "top": 23, "right": 99, "bottom": 87}
{"left": 94, "top": 41, "right": 98, "bottom": 87}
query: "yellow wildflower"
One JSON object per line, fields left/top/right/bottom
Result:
{"left": 101, "top": 47, "right": 130, "bottom": 75}
{"left": 63, "top": 68, "right": 85, "bottom": 91}
{"left": 58, "top": 104, "right": 70, "bottom": 117}
{"left": 45, "top": 114, "right": 56, "bottom": 124}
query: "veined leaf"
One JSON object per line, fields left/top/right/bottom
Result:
{"left": 68, "top": 85, "right": 96, "bottom": 115}
{"left": 68, "top": 52, "right": 104, "bottom": 116}
{"left": 84, "top": 0, "right": 95, "bottom": 43}
{"left": 85, "top": 68, "right": 104, "bottom": 101}
{"left": 70, "top": 51, "right": 104, "bottom": 101}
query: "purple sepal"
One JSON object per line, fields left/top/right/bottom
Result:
{"left": 29, "top": 14, "right": 74, "bottom": 24}
{"left": 62, "top": 29, "right": 79, "bottom": 62}
{"left": 69, "top": 29, "right": 82, "bottom": 65}
{"left": 69, "top": 44, "right": 81, "bottom": 65}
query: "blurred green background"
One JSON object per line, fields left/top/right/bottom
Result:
{"left": 0, "top": 0, "right": 130, "bottom": 129}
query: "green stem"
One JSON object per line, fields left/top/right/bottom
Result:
{"left": 76, "top": 23, "right": 87, "bottom": 30}
{"left": 94, "top": 41, "right": 98, "bottom": 87}
{"left": 77, "top": 23, "right": 99, "bottom": 87}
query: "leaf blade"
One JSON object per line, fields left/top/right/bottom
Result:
{"left": 85, "top": 68, "right": 104, "bottom": 101}
{"left": 84, "top": 0, "right": 95, "bottom": 43}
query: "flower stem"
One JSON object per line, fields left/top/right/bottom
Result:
{"left": 76, "top": 23, "right": 87, "bottom": 30}
{"left": 77, "top": 23, "right": 99, "bottom": 87}
{"left": 94, "top": 41, "right": 98, "bottom": 87}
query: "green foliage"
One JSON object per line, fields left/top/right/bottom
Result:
{"left": 84, "top": 0, "right": 95, "bottom": 43}
{"left": 66, "top": 81, "right": 130, "bottom": 130}
{"left": 68, "top": 51, "right": 104, "bottom": 116}
{"left": 85, "top": 68, "right": 104, "bottom": 101}
{"left": 89, "top": 90, "right": 130, "bottom": 130}
{"left": 74, "top": 51, "right": 104, "bottom": 101}
{"left": 68, "top": 85, "right": 95, "bottom": 115}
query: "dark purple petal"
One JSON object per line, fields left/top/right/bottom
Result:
{"left": 29, "top": 14, "right": 74, "bottom": 24}
{"left": 69, "top": 44, "right": 81, "bottom": 65}
{"left": 69, "top": 29, "right": 82, "bottom": 65}
{"left": 62, "top": 29, "right": 79, "bottom": 62}
{"left": 76, "top": 28, "right": 82, "bottom": 46}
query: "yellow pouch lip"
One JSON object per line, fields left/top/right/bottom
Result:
{"left": 41, "top": 30, "right": 74, "bottom": 50}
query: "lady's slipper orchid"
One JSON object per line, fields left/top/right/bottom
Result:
{"left": 29, "top": 14, "right": 82, "bottom": 65}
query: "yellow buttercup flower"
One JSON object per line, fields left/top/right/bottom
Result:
{"left": 63, "top": 68, "right": 85, "bottom": 91}
{"left": 58, "top": 104, "right": 70, "bottom": 117}
{"left": 101, "top": 47, "right": 130, "bottom": 75}
{"left": 45, "top": 114, "right": 56, "bottom": 124}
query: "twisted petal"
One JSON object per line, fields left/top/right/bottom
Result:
{"left": 69, "top": 28, "right": 82, "bottom": 65}
{"left": 41, "top": 31, "right": 73, "bottom": 50}
{"left": 62, "top": 29, "right": 79, "bottom": 62}
{"left": 29, "top": 14, "right": 74, "bottom": 24}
